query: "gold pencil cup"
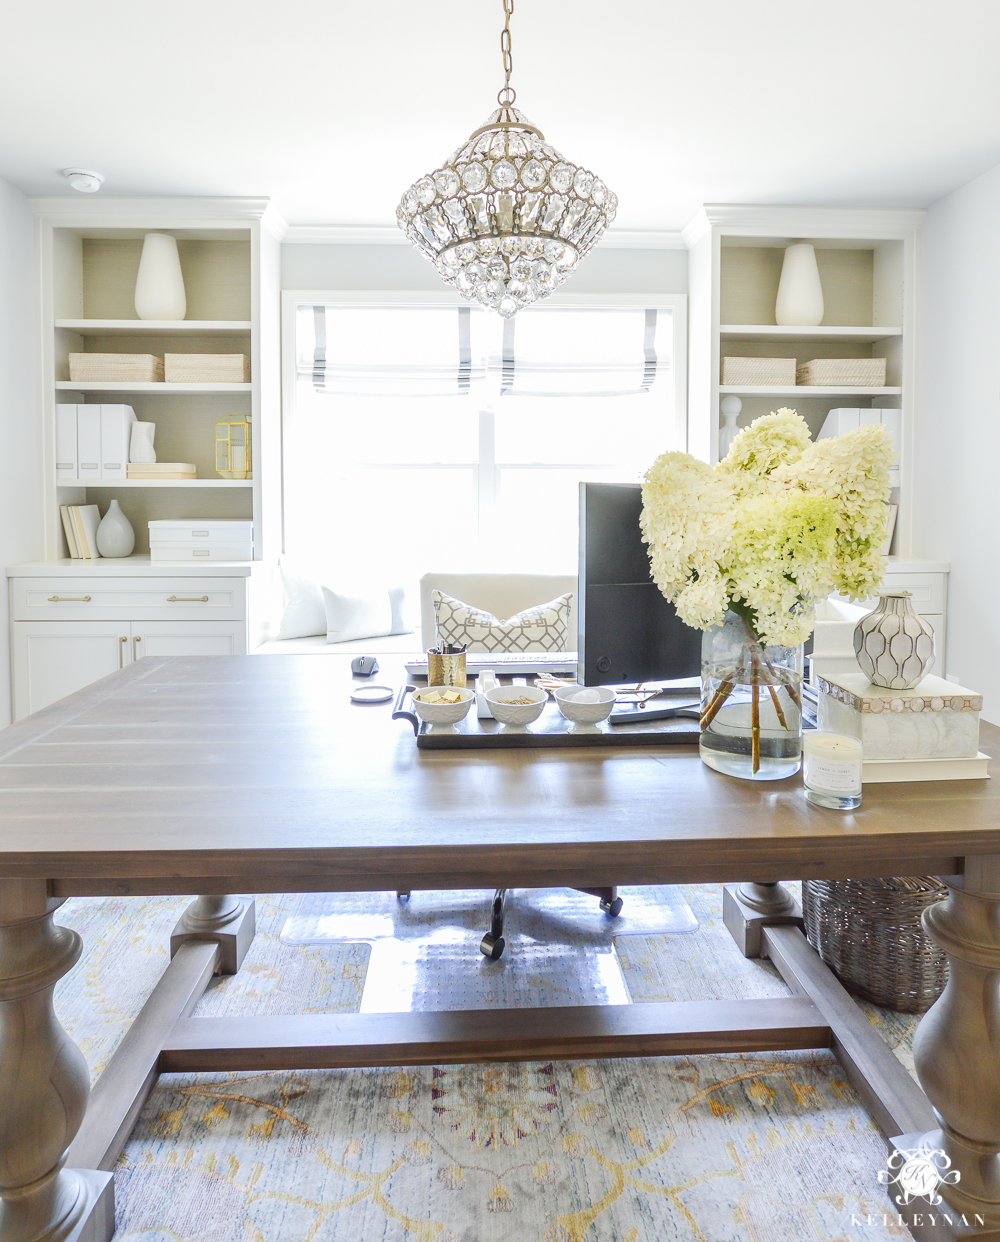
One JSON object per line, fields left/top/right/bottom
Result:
{"left": 427, "top": 646, "right": 467, "bottom": 688}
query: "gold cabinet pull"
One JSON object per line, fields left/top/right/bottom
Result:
{"left": 167, "top": 595, "right": 209, "bottom": 602}
{"left": 48, "top": 595, "right": 91, "bottom": 602}
{"left": 133, "top": 635, "right": 142, "bottom": 658}
{"left": 119, "top": 635, "right": 127, "bottom": 669}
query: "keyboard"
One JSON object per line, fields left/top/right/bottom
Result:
{"left": 405, "top": 651, "right": 579, "bottom": 677}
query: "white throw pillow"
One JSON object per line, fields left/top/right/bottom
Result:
{"left": 323, "top": 585, "right": 410, "bottom": 644}
{"left": 276, "top": 559, "right": 327, "bottom": 639}
{"left": 432, "top": 589, "right": 573, "bottom": 652}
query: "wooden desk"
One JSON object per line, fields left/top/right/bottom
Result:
{"left": 1, "top": 655, "right": 999, "bottom": 1242}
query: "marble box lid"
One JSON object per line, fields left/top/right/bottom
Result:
{"left": 817, "top": 672, "right": 982, "bottom": 715}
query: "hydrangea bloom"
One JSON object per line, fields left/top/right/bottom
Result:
{"left": 641, "top": 409, "right": 892, "bottom": 646}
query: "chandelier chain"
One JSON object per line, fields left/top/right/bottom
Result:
{"left": 498, "top": 0, "right": 515, "bottom": 107}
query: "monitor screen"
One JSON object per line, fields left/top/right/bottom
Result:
{"left": 578, "top": 481, "right": 702, "bottom": 685}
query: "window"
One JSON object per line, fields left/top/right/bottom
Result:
{"left": 283, "top": 294, "right": 685, "bottom": 587}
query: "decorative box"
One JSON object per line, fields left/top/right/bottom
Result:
{"left": 148, "top": 518, "right": 253, "bottom": 562}
{"left": 721, "top": 357, "right": 796, "bottom": 386}
{"left": 796, "top": 358, "right": 887, "bottom": 387}
{"left": 817, "top": 672, "right": 986, "bottom": 779}
{"left": 68, "top": 353, "right": 164, "bottom": 383}
{"left": 164, "top": 354, "right": 251, "bottom": 383}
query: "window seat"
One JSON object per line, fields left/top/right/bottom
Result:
{"left": 253, "top": 632, "right": 423, "bottom": 656}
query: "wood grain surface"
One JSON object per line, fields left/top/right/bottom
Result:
{"left": 0, "top": 654, "right": 996, "bottom": 893}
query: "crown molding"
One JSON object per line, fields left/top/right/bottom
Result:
{"left": 28, "top": 196, "right": 280, "bottom": 228}
{"left": 685, "top": 203, "right": 925, "bottom": 243}
{"left": 282, "top": 223, "right": 686, "bottom": 248}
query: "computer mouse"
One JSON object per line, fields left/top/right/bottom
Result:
{"left": 351, "top": 655, "right": 379, "bottom": 677}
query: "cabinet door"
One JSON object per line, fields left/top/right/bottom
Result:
{"left": 131, "top": 620, "right": 248, "bottom": 661}
{"left": 12, "top": 622, "right": 131, "bottom": 721}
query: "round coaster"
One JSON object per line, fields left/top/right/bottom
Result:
{"left": 350, "top": 684, "right": 395, "bottom": 705}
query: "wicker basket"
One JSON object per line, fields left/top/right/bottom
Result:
{"left": 720, "top": 356, "right": 796, "bottom": 386}
{"left": 796, "top": 357, "right": 887, "bottom": 386}
{"left": 164, "top": 353, "right": 251, "bottom": 383}
{"left": 68, "top": 353, "right": 164, "bottom": 383}
{"left": 802, "top": 877, "right": 949, "bottom": 1013}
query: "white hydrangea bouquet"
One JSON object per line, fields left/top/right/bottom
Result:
{"left": 640, "top": 408, "right": 893, "bottom": 774}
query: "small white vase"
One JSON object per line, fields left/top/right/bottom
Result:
{"left": 129, "top": 422, "right": 156, "bottom": 464}
{"left": 719, "top": 395, "right": 743, "bottom": 458}
{"left": 96, "top": 499, "right": 135, "bottom": 558}
{"left": 134, "top": 233, "right": 186, "bottom": 321}
{"left": 854, "top": 591, "right": 935, "bottom": 689}
{"left": 775, "top": 242, "right": 824, "bottom": 327}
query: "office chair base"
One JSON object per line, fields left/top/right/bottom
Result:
{"left": 600, "top": 896, "right": 624, "bottom": 917}
{"left": 480, "top": 933, "right": 506, "bottom": 960}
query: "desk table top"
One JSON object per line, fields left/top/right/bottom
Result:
{"left": 0, "top": 655, "right": 997, "bottom": 896}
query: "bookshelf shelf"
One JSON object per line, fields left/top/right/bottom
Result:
{"left": 720, "top": 325, "right": 903, "bottom": 342}
{"left": 55, "top": 479, "right": 252, "bottom": 488}
{"left": 56, "top": 319, "right": 252, "bottom": 336}
{"left": 56, "top": 381, "right": 252, "bottom": 393}
{"left": 718, "top": 385, "right": 902, "bottom": 397}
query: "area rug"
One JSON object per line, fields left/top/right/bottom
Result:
{"left": 52, "top": 885, "right": 920, "bottom": 1241}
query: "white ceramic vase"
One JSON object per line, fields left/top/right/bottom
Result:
{"left": 134, "top": 233, "right": 186, "bottom": 321}
{"left": 775, "top": 242, "right": 824, "bottom": 326}
{"left": 129, "top": 422, "right": 156, "bottom": 464}
{"left": 95, "top": 499, "right": 135, "bottom": 558}
{"left": 719, "top": 395, "right": 743, "bottom": 458}
{"left": 853, "top": 590, "right": 935, "bottom": 689}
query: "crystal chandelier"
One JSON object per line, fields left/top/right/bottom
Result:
{"left": 396, "top": 0, "right": 617, "bottom": 318}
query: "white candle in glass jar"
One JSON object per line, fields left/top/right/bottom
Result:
{"left": 803, "top": 732, "right": 863, "bottom": 807}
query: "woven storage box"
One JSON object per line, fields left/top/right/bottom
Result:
{"left": 796, "top": 357, "right": 887, "bottom": 386}
{"left": 164, "top": 353, "right": 251, "bottom": 383}
{"left": 721, "top": 357, "right": 796, "bottom": 386}
{"left": 802, "top": 877, "right": 948, "bottom": 1012}
{"left": 68, "top": 353, "right": 164, "bottom": 383}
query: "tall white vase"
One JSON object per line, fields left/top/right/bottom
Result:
{"left": 718, "top": 395, "right": 743, "bottom": 458}
{"left": 96, "top": 499, "right": 135, "bottom": 558}
{"left": 775, "top": 242, "right": 824, "bottom": 326}
{"left": 129, "top": 422, "right": 156, "bottom": 463}
{"left": 134, "top": 233, "right": 186, "bottom": 321}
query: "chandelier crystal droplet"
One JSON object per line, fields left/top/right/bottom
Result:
{"left": 396, "top": 0, "right": 617, "bottom": 318}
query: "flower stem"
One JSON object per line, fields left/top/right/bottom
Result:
{"left": 751, "top": 656, "right": 761, "bottom": 774}
{"left": 767, "top": 682, "right": 788, "bottom": 730}
{"left": 700, "top": 678, "right": 734, "bottom": 730}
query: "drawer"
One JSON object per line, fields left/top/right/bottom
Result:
{"left": 10, "top": 576, "right": 247, "bottom": 622}
{"left": 834, "top": 572, "right": 946, "bottom": 616}
{"left": 150, "top": 544, "right": 253, "bottom": 562}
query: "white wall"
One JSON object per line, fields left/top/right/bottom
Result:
{"left": 0, "top": 180, "right": 40, "bottom": 727}
{"left": 281, "top": 242, "right": 688, "bottom": 294}
{"left": 914, "top": 162, "right": 1000, "bottom": 721}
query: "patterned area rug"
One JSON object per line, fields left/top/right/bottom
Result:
{"left": 53, "top": 885, "right": 921, "bottom": 1242}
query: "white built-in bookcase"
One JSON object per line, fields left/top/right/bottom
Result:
{"left": 32, "top": 197, "right": 283, "bottom": 561}
{"left": 684, "top": 205, "right": 923, "bottom": 559}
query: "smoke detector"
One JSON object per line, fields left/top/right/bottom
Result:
{"left": 63, "top": 168, "right": 105, "bottom": 193}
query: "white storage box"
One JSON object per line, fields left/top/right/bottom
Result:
{"left": 148, "top": 520, "right": 253, "bottom": 545}
{"left": 150, "top": 543, "right": 253, "bottom": 562}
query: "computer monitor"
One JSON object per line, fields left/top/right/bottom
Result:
{"left": 578, "top": 481, "right": 702, "bottom": 686}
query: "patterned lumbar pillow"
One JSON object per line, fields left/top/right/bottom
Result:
{"left": 432, "top": 589, "right": 573, "bottom": 653}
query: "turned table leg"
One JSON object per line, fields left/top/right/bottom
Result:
{"left": 0, "top": 879, "right": 112, "bottom": 1242}
{"left": 909, "top": 856, "right": 1000, "bottom": 1227}
{"left": 170, "top": 895, "right": 255, "bottom": 976}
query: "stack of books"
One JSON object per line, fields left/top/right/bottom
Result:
{"left": 126, "top": 462, "right": 197, "bottom": 480}
{"left": 59, "top": 505, "right": 103, "bottom": 559}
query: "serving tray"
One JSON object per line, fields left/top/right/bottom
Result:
{"left": 391, "top": 686, "right": 701, "bottom": 750}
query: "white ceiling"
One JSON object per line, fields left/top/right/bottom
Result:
{"left": 3, "top": 0, "right": 1000, "bottom": 231}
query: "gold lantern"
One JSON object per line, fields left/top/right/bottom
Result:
{"left": 216, "top": 416, "right": 252, "bottom": 479}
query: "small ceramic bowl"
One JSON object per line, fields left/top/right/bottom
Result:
{"left": 553, "top": 685, "right": 617, "bottom": 729}
{"left": 485, "top": 684, "right": 548, "bottom": 730}
{"left": 412, "top": 686, "right": 475, "bottom": 731}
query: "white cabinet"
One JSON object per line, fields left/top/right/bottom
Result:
{"left": 11, "top": 619, "right": 247, "bottom": 720}
{"left": 12, "top": 621, "right": 131, "bottom": 719}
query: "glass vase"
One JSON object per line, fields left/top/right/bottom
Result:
{"left": 700, "top": 609, "right": 804, "bottom": 781}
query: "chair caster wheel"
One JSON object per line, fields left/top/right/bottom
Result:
{"left": 396, "top": 891, "right": 411, "bottom": 902}
{"left": 480, "top": 933, "right": 505, "bottom": 961}
{"left": 600, "top": 896, "right": 624, "bottom": 917}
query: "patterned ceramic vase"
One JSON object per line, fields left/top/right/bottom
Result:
{"left": 853, "top": 590, "right": 935, "bottom": 689}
